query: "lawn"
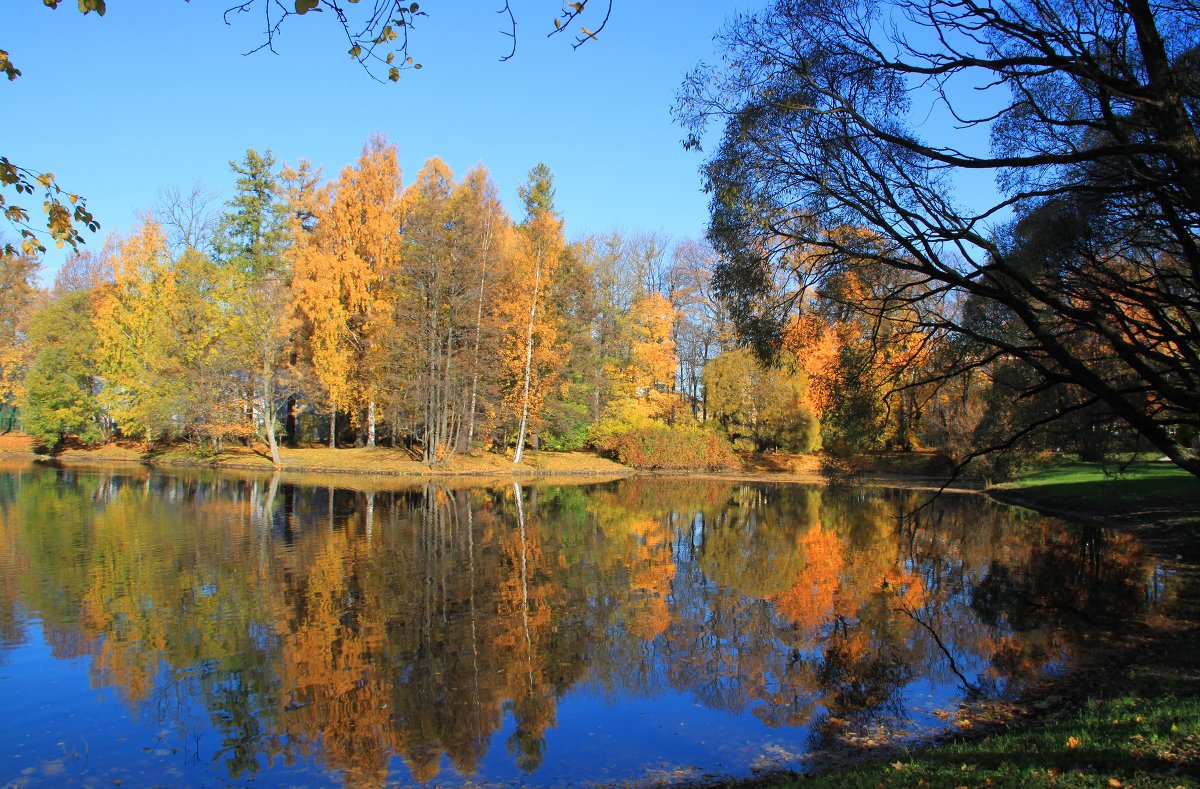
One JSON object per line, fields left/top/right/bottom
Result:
{"left": 990, "top": 459, "right": 1200, "bottom": 533}
{"left": 766, "top": 678, "right": 1200, "bottom": 787}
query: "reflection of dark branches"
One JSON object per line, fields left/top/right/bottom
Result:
{"left": 897, "top": 602, "right": 980, "bottom": 698}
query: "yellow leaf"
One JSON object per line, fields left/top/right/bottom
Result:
{"left": 1067, "top": 736, "right": 1081, "bottom": 749}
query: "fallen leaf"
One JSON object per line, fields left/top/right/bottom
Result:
{"left": 1067, "top": 736, "right": 1082, "bottom": 749}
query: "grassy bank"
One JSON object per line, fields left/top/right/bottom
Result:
{"left": 61, "top": 442, "right": 635, "bottom": 477}
{"left": 768, "top": 665, "right": 1200, "bottom": 787}
{"left": 990, "top": 460, "right": 1200, "bottom": 534}
{"left": 757, "top": 461, "right": 1200, "bottom": 787}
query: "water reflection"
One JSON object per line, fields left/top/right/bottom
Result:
{"left": 0, "top": 464, "right": 1165, "bottom": 787}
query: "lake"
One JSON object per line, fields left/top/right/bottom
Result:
{"left": 0, "top": 462, "right": 1166, "bottom": 787}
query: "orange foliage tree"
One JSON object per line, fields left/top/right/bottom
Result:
{"left": 290, "top": 135, "right": 403, "bottom": 447}
{"left": 500, "top": 164, "right": 566, "bottom": 464}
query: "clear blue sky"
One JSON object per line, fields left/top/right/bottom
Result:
{"left": 4, "top": 1, "right": 752, "bottom": 281}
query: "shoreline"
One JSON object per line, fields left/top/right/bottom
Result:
{"left": 0, "top": 443, "right": 990, "bottom": 494}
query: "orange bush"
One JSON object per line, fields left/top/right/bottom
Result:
{"left": 592, "top": 423, "right": 738, "bottom": 470}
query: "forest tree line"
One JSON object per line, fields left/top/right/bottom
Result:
{"left": 0, "top": 135, "right": 1153, "bottom": 470}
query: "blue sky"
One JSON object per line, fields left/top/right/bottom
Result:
{"left": 4, "top": 1, "right": 752, "bottom": 281}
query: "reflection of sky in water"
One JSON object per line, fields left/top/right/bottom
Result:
{"left": 0, "top": 466, "right": 1163, "bottom": 787}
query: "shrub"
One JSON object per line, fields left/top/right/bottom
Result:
{"left": 541, "top": 399, "right": 591, "bottom": 451}
{"left": 591, "top": 422, "right": 739, "bottom": 470}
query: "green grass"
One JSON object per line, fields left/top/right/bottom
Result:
{"left": 766, "top": 684, "right": 1200, "bottom": 787}
{"left": 990, "top": 460, "right": 1200, "bottom": 528}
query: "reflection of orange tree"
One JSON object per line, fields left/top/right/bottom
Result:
{"left": 381, "top": 488, "right": 508, "bottom": 780}
{"left": 585, "top": 482, "right": 680, "bottom": 643}
{"left": 772, "top": 524, "right": 843, "bottom": 637}
{"left": 621, "top": 514, "right": 675, "bottom": 641}
{"left": 266, "top": 485, "right": 508, "bottom": 785}
{"left": 272, "top": 527, "right": 393, "bottom": 789}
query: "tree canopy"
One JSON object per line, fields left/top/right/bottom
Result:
{"left": 677, "top": 0, "right": 1200, "bottom": 477}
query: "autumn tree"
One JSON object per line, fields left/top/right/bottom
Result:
{"left": 92, "top": 221, "right": 174, "bottom": 441}
{"left": 455, "top": 165, "right": 511, "bottom": 451}
{"left": 678, "top": 0, "right": 1200, "bottom": 477}
{"left": 703, "top": 348, "right": 819, "bottom": 452}
{"left": 290, "top": 135, "right": 402, "bottom": 448}
{"left": 501, "top": 164, "right": 566, "bottom": 464}
{"left": 596, "top": 292, "right": 683, "bottom": 427}
{"left": 93, "top": 221, "right": 242, "bottom": 445}
{"left": 393, "top": 157, "right": 468, "bottom": 463}
{"left": 778, "top": 251, "right": 940, "bottom": 453}
{"left": 564, "top": 232, "right": 638, "bottom": 424}
{"left": 18, "top": 290, "right": 104, "bottom": 448}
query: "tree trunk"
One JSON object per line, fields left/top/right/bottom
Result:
{"left": 329, "top": 408, "right": 336, "bottom": 449}
{"left": 262, "top": 356, "right": 281, "bottom": 467}
{"left": 367, "top": 400, "right": 376, "bottom": 448}
{"left": 467, "top": 214, "right": 493, "bottom": 448}
{"left": 439, "top": 325, "right": 455, "bottom": 463}
{"left": 513, "top": 256, "right": 543, "bottom": 465}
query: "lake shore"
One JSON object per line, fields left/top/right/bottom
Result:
{"left": 1, "top": 436, "right": 985, "bottom": 491}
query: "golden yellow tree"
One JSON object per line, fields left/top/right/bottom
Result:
{"left": 92, "top": 220, "right": 173, "bottom": 441}
{"left": 624, "top": 292, "right": 680, "bottom": 419}
{"left": 500, "top": 164, "right": 565, "bottom": 464}
{"left": 290, "top": 135, "right": 402, "bottom": 447}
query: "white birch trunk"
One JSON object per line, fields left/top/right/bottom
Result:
{"left": 513, "top": 256, "right": 542, "bottom": 465}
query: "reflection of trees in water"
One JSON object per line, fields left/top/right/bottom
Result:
{"left": 0, "top": 467, "right": 1163, "bottom": 785}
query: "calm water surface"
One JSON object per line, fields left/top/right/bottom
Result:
{"left": 0, "top": 463, "right": 1166, "bottom": 787}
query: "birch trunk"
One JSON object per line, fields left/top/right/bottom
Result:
{"left": 513, "top": 257, "right": 542, "bottom": 465}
